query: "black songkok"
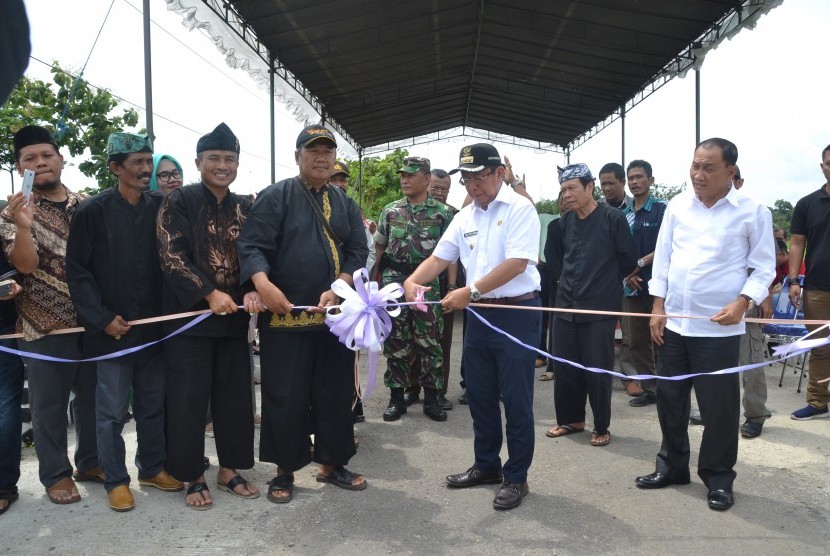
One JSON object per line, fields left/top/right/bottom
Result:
{"left": 196, "top": 123, "right": 240, "bottom": 154}
{"left": 13, "top": 125, "right": 58, "bottom": 157}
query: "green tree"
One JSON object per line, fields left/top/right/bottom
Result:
{"left": 0, "top": 63, "right": 142, "bottom": 193}
{"left": 345, "top": 149, "right": 408, "bottom": 222}
{"left": 769, "top": 199, "right": 793, "bottom": 231}
{"left": 536, "top": 199, "right": 559, "bottom": 214}
{"left": 652, "top": 182, "right": 686, "bottom": 201}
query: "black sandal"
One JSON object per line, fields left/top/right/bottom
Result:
{"left": 185, "top": 482, "right": 212, "bottom": 511}
{"left": 267, "top": 474, "right": 294, "bottom": 504}
{"left": 217, "top": 474, "right": 260, "bottom": 499}
{"left": 316, "top": 466, "right": 367, "bottom": 491}
{"left": 0, "top": 490, "right": 19, "bottom": 515}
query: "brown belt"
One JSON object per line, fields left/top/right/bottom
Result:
{"left": 475, "top": 291, "right": 539, "bottom": 306}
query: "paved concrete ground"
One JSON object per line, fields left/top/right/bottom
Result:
{"left": 2, "top": 313, "right": 829, "bottom": 555}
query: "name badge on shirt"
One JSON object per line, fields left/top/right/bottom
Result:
{"left": 463, "top": 230, "right": 478, "bottom": 238}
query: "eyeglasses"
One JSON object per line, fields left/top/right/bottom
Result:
{"left": 459, "top": 170, "right": 494, "bottom": 186}
{"left": 157, "top": 170, "right": 182, "bottom": 183}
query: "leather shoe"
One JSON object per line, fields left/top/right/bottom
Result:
{"left": 707, "top": 488, "right": 734, "bottom": 511}
{"left": 446, "top": 466, "right": 503, "bottom": 489}
{"left": 635, "top": 471, "right": 690, "bottom": 489}
{"left": 629, "top": 392, "right": 656, "bottom": 407}
{"left": 493, "top": 481, "right": 529, "bottom": 510}
{"left": 139, "top": 470, "right": 184, "bottom": 492}
{"left": 458, "top": 388, "right": 468, "bottom": 405}
{"left": 740, "top": 420, "right": 763, "bottom": 438}
{"left": 108, "top": 485, "right": 135, "bottom": 512}
{"left": 439, "top": 393, "right": 453, "bottom": 411}
{"left": 689, "top": 413, "right": 703, "bottom": 426}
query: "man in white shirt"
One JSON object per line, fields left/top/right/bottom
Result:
{"left": 635, "top": 138, "right": 775, "bottom": 512}
{"left": 403, "top": 143, "right": 540, "bottom": 511}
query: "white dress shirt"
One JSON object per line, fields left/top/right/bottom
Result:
{"left": 649, "top": 187, "right": 775, "bottom": 337}
{"left": 433, "top": 183, "right": 540, "bottom": 298}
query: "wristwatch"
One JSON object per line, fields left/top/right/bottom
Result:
{"left": 469, "top": 284, "right": 482, "bottom": 302}
{"left": 637, "top": 258, "right": 646, "bottom": 268}
{"left": 739, "top": 293, "right": 755, "bottom": 309}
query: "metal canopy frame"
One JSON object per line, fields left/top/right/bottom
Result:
{"left": 182, "top": 0, "right": 781, "bottom": 171}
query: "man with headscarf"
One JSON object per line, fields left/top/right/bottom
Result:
{"left": 158, "top": 122, "right": 261, "bottom": 510}
{"left": 546, "top": 163, "right": 637, "bottom": 448}
{"left": 66, "top": 132, "right": 183, "bottom": 512}
{"left": 1, "top": 125, "right": 99, "bottom": 506}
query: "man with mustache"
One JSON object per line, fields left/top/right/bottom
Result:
{"left": 66, "top": 132, "right": 183, "bottom": 511}
{"left": 158, "top": 123, "right": 261, "bottom": 510}
{"left": 1, "top": 125, "right": 100, "bottom": 507}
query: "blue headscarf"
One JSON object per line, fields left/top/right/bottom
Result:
{"left": 149, "top": 154, "right": 183, "bottom": 191}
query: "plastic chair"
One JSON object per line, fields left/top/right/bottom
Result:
{"left": 763, "top": 276, "right": 809, "bottom": 392}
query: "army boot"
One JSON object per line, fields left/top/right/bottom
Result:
{"left": 383, "top": 388, "right": 407, "bottom": 422}
{"left": 423, "top": 388, "right": 448, "bottom": 422}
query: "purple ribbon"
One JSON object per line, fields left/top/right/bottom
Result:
{"left": 466, "top": 308, "right": 830, "bottom": 381}
{"left": 0, "top": 312, "right": 213, "bottom": 363}
{"left": 326, "top": 269, "right": 405, "bottom": 398}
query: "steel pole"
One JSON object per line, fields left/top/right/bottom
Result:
{"left": 142, "top": 0, "right": 154, "bottom": 140}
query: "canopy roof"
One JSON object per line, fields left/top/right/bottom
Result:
{"left": 168, "top": 0, "right": 781, "bottom": 153}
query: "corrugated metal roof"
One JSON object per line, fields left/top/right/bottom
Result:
{"left": 224, "top": 0, "right": 754, "bottom": 149}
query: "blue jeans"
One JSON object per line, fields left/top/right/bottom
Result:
{"left": 96, "top": 349, "right": 166, "bottom": 491}
{"left": 0, "top": 325, "right": 25, "bottom": 492}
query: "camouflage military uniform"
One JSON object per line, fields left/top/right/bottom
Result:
{"left": 376, "top": 196, "right": 453, "bottom": 390}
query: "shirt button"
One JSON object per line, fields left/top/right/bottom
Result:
{"left": 217, "top": 227, "right": 224, "bottom": 233}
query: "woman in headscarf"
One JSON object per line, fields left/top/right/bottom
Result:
{"left": 150, "top": 154, "right": 184, "bottom": 195}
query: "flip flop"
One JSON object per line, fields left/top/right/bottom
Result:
{"left": 267, "top": 474, "right": 294, "bottom": 504}
{"left": 73, "top": 466, "right": 106, "bottom": 484}
{"left": 545, "top": 424, "right": 585, "bottom": 438}
{"left": 316, "top": 466, "right": 367, "bottom": 491}
{"left": 217, "top": 474, "right": 259, "bottom": 499}
{"left": 185, "top": 482, "right": 212, "bottom": 511}
{"left": 46, "top": 477, "right": 81, "bottom": 505}
{"left": 0, "top": 490, "right": 19, "bottom": 515}
{"left": 591, "top": 431, "right": 611, "bottom": 447}
{"left": 538, "top": 371, "right": 554, "bottom": 381}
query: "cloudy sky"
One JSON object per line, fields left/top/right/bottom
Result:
{"left": 12, "top": 0, "right": 830, "bottom": 214}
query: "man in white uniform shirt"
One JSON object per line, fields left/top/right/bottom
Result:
{"left": 404, "top": 143, "right": 540, "bottom": 511}
{"left": 635, "top": 138, "right": 775, "bottom": 512}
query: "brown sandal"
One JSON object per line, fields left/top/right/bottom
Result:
{"left": 73, "top": 466, "right": 106, "bottom": 484}
{"left": 46, "top": 477, "right": 81, "bottom": 505}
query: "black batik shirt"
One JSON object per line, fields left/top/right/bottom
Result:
{"left": 157, "top": 182, "right": 252, "bottom": 337}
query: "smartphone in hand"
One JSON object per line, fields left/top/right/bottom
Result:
{"left": 21, "top": 169, "right": 35, "bottom": 203}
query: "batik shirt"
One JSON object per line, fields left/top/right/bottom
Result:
{"left": 0, "top": 186, "right": 82, "bottom": 340}
{"left": 157, "top": 182, "right": 251, "bottom": 337}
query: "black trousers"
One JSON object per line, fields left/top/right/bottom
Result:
{"left": 465, "top": 300, "right": 540, "bottom": 483}
{"left": 259, "top": 328, "right": 355, "bottom": 472}
{"left": 552, "top": 317, "right": 616, "bottom": 435}
{"left": 165, "top": 335, "right": 254, "bottom": 482}
{"left": 655, "top": 329, "right": 740, "bottom": 491}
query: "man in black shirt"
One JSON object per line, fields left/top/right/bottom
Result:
{"left": 238, "top": 125, "right": 369, "bottom": 503}
{"left": 67, "top": 133, "right": 183, "bottom": 512}
{"left": 547, "top": 164, "right": 637, "bottom": 447}
{"left": 158, "top": 123, "right": 261, "bottom": 510}
{"left": 788, "top": 143, "right": 830, "bottom": 420}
